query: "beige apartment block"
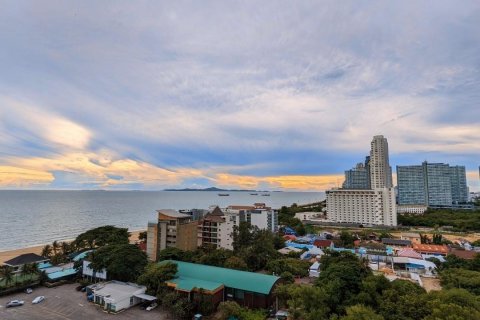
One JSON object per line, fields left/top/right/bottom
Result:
{"left": 146, "top": 209, "right": 198, "bottom": 261}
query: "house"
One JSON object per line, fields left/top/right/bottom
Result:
{"left": 397, "top": 248, "right": 423, "bottom": 259}
{"left": 309, "top": 262, "right": 320, "bottom": 277}
{"left": 87, "top": 281, "right": 154, "bottom": 313}
{"left": 313, "top": 239, "right": 333, "bottom": 250}
{"left": 82, "top": 260, "right": 107, "bottom": 281}
{"left": 412, "top": 243, "right": 449, "bottom": 256}
{"left": 400, "top": 233, "right": 422, "bottom": 245}
{"left": 449, "top": 248, "right": 478, "bottom": 260}
{"left": 2, "top": 253, "right": 49, "bottom": 272}
{"left": 381, "top": 238, "right": 412, "bottom": 247}
{"left": 300, "top": 247, "right": 324, "bottom": 260}
{"left": 160, "top": 260, "right": 281, "bottom": 309}
{"left": 392, "top": 257, "right": 437, "bottom": 276}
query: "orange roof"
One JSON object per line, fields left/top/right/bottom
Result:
{"left": 413, "top": 243, "right": 449, "bottom": 254}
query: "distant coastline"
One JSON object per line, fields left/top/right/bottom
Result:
{"left": 163, "top": 187, "right": 280, "bottom": 192}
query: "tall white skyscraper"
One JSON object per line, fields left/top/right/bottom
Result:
{"left": 326, "top": 135, "right": 397, "bottom": 226}
{"left": 370, "top": 135, "right": 393, "bottom": 189}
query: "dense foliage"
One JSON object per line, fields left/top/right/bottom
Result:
{"left": 74, "top": 225, "right": 130, "bottom": 249}
{"left": 275, "top": 251, "right": 480, "bottom": 320}
{"left": 217, "top": 301, "right": 267, "bottom": 320}
{"left": 88, "top": 243, "right": 148, "bottom": 282}
{"left": 398, "top": 209, "right": 480, "bottom": 231}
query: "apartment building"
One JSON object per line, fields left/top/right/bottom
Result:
{"left": 146, "top": 209, "right": 198, "bottom": 261}
{"left": 225, "top": 203, "right": 278, "bottom": 233}
{"left": 326, "top": 188, "right": 397, "bottom": 226}
{"left": 397, "top": 162, "right": 468, "bottom": 206}
{"left": 198, "top": 207, "right": 239, "bottom": 250}
{"left": 326, "top": 135, "right": 397, "bottom": 226}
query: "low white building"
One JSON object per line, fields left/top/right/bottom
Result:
{"left": 309, "top": 262, "right": 320, "bottom": 277}
{"left": 397, "top": 205, "right": 427, "bottom": 214}
{"left": 83, "top": 260, "right": 107, "bottom": 280}
{"left": 88, "top": 281, "right": 152, "bottom": 313}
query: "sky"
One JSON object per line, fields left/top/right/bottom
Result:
{"left": 0, "top": 1, "right": 479, "bottom": 191}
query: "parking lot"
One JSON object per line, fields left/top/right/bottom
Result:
{"left": 0, "top": 284, "right": 168, "bottom": 320}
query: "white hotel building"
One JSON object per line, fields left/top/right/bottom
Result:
{"left": 326, "top": 135, "right": 397, "bottom": 226}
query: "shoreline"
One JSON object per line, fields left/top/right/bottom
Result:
{"left": 0, "top": 229, "right": 145, "bottom": 265}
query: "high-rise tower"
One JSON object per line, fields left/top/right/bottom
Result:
{"left": 370, "top": 135, "right": 393, "bottom": 189}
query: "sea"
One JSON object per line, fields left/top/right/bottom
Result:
{"left": 0, "top": 190, "right": 325, "bottom": 251}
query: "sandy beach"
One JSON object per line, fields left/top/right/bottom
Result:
{"left": 0, "top": 230, "right": 145, "bottom": 264}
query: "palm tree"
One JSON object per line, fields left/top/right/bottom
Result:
{"left": 52, "top": 240, "right": 60, "bottom": 255}
{"left": 21, "top": 263, "right": 31, "bottom": 282}
{"left": 0, "top": 266, "right": 15, "bottom": 288}
{"left": 61, "top": 241, "right": 71, "bottom": 256}
{"left": 41, "top": 244, "right": 53, "bottom": 258}
{"left": 29, "top": 263, "right": 39, "bottom": 282}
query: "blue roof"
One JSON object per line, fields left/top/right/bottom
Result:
{"left": 47, "top": 268, "right": 77, "bottom": 280}
{"left": 72, "top": 250, "right": 93, "bottom": 262}
{"left": 37, "top": 262, "right": 52, "bottom": 269}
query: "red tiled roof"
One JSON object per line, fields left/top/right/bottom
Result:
{"left": 413, "top": 243, "right": 449, "bottom": 254}
{"left": 397, "top": 248, "right": 423, "bottom": 259}
{"left": 314, "top": 240, "right": 333, "bottom": 248}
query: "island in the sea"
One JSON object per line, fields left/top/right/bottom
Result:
{"left": 163, "top": 187, "right": 278, "bottom": 192}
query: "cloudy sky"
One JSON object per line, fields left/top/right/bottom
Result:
{"left": 0, "top": 1, "right": 479, "bottom": 191}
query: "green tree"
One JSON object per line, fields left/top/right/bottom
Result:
{"left": 74, "top": 225, "right": 130, "bottom": 250}
{"left": 224, "top": 256, "right": 248, "bottom": 270}
{"left": 440, "top": 268, "right": 480, "bottom": 295}
{"left": 89, "top": 243, "right": 148, "bottom": 282}
{"left": 0, "top": 265, "right": 14, "bottom": 287}
{"left": 339, "top": 304, "right": 384, "bottom": 320}
{"left": 425, "top": 289, "right": 480, "bottom": 320}
{"left": 137, "top": 262, "right": 177, "bottom": 295}
{"left": 232, "top": 221, "right": 255, "bottom": 251}
{"left": 52, "top": 240, "right": 60, "bottom": 255}
{"left": 378, "top": 279, "right": 430, "bottom": 320}
{"left": 41, "top": 244, "right": 53, "bottom": 258}
{"left": 138, "top": 231, "right": 147, "bottom": 243}
{"left": 339, "top": 231, "right": 356, "bottom": 248}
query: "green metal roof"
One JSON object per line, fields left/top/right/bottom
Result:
{"left": 161, "top": 260, "right": 280, "bottom": 295}
{"left": 169, "top": 277, "right": 223, "bottom": 292}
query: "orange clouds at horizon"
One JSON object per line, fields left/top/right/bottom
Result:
{"left": 0, "top": 152, "right": 478, "bottom": 191}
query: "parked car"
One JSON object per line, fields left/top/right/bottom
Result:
{"left": 140, "top": 301, "right": 150, "bottom": 310}
{"left": 32, "top": 296, "right": 45, "bottom": 304}
{"left": 6, "top": 300, "right": 24, "bottom": 308}
{"left": 275, "top": 310, "right": 289, "bottom": 320}
{"left": 25, "top": 288, "right": 33, "bottom": 294}
{"left": 146, "top": 302, "right": 158, "bottom": 311}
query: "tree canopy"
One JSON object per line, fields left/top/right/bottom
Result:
{"left": 89, "top": 243, "right": 147, "bottom": 282}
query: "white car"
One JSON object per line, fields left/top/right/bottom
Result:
{"left": 6, "top": 300, "right": 24, "bottom": 308}
{"left": 25, "top": 288, "right": 33, "bottom": 294}
{"left": 146, "top": 302, "right": 158, "bottom": 311}
{"left": 32, "top": 296, "right": 45, "bottom": 304}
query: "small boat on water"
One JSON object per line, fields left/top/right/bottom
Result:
{"left": 261, "top": 193, "right": 270, "bottom": 196}
{"left": 250, "top": 193, "right": 258, "bottom": 195}
{"left": 218, "top": 193, "right": 230, "bottom": 196}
